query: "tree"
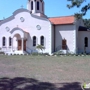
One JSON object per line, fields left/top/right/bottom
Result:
{"left": 36, "top": 44, "right": 45, "bottom": 53}
{"left": 83, "top": 19, "right": 90, "bottom": 28}
{"left": 67, "top": 0, "right": 90, "bottom": 18}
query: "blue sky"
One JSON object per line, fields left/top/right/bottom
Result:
{"left": 0, "top": 0, "right": 90, "bottom": 20}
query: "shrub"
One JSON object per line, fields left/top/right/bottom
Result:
{"left": 53, "top": 51, "right": 64, "bottom": 56}
{"left": 31, "top": 52, "right": 50, "bottom": 56}
{"left": 39, "top": 53, "right": 50, "bottom": 56}
{"left": 43, "top": 53, "right": 49, "bottom": 56}
{"left": 36, "top": 44, "right": 45, "bottom": 53}
{"left": 0, "top": 52, "right": 5, "bottom": 55}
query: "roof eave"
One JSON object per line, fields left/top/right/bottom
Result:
{"left": 53, "top": 23, "right": 74, "bottom": 25}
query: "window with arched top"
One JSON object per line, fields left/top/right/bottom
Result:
{"left": 62, "top": 39, "right": 67, "bottom": 50}
{"left": 84, "top": 37, "right": 88, "bottom": 47}
{"left": 40, "top": 36, "right": 44, "bottom": 46}
{"left": 9, "top": 37, "right": 12, "bottom": 46}
{"left": 31, "top": 1, "right": 33, "bottom": 10}
{"left": 37, "top": 1, "right": 39, "bottom": 10}
{"left": 2, "top": 37, "right": 6, "bottom": 46}
{"left": 33, "top": 36, "right": 36, "bottom": 46}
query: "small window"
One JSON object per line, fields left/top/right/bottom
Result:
{"left": 33, "top": 36, "right": 36, "bottom": 46}
{"left": 2, "top": 37, "right": 6, "bottom": 46}
{"left": 40, "top": 36, "right": 44, "bottom": 46}
{"left": 37, "top": 1, "right": 39, "bottom": 10}
{"left": 62, "top": 39, "right": 67, "bottom": 50}
{"left": 31, "top": 1, "right": 33, "bottom": 10}
{"left": 9, "top": 37, "right": 12, "bottom": 46}
{"left": 84, "top": 37, "right": 88, "bottom": 47}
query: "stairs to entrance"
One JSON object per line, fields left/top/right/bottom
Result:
{"left": 5, "top": 50, "right": 29, "bottom": 55}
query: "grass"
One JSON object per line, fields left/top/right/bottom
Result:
{"left": 0, "top": 55, "right": 90, "bottom": 89}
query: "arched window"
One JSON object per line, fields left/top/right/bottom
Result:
{"left": 9, "top": 37, "right": 12, "bottom": 46}
{"left": 62, "top": 39, "right": 67, "bottom": 50}
{"left": 31, "top": 1, "right": 33, "bottom": 10}
{"left": 40, "top": 36, "right": 44, "bottom": 46}
{"left": 85, "top": 37, "right": 88, "bottom": 47}
{"left": 2, "top": 37, "right": 6, "bottom": 46}
{"left": 33, "top": 36, "right": 36, "bottom": 46}
{"left": 37, "top": 1, "right": 39, "bottom": 10}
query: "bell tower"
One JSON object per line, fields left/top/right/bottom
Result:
{"left": 27, "top": 0, "right": 44, "bottom": 16}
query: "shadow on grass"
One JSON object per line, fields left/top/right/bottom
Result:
{"left": 59, "top": 82, "right": 82, "bottom": 90}
{"left": 0, "top": 77, "right": 82, "bottom": 90}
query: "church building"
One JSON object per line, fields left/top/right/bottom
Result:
{"left": 0, "top": 0, "right": 89, "bottom": 55}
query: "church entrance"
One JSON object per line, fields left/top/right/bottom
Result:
{"left": 10, "top": 27, "right": 29, "bottom": 54}
{"left": 18, "top": 40, "right": 22, "bottom": 50}
{"left": 18, "top": 40, "right": 26, "bottom": 51}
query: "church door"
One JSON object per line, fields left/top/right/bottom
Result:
{"left": 18, "top": 40, "right": 26, "bottom": 51}
{"left": 62, "top": 39, "right": 67, "bottom": 50}
{"left": 18, "top": 40, "right": 22, "bottom": 50}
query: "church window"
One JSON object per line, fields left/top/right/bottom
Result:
{"left": 20, "top": 17, "right": 25, "bottom": 22}
{"left": 2, "top": 37, "right": 6, "bottom": 46}
{"left": 40, "top": 36, "right": 44, "bottom": 46}
{"left": 31, "top": 1, "right": 33, "bottom": 10}
{"left": 6, "top": 27, "right": 10, "bottom": 31}
{"left": 37, "top": 1, "right": 39, "bottom": 10}
{"left": 33, "top": 36, "right": 36, "bottom": 46}
{"left": 62, "top": 39, "right": 67, "bottom": 50}
{"left": 84, "top": 37, "right": 88, "bottom": 47}
{"left": 9, "top": 37, "right": 12, "bottom": 46}
{"left": 36, "top": 25, "right": 41, "bottom": 30}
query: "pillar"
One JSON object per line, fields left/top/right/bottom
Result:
{"left": 22, "top": 38, "right": 24, "bottom": 52}
{"left": 11, "top": 38, "right": 13, "bottom": 52}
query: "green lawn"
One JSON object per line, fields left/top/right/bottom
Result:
{"left": 0, "top": 55, "right": 90, "bottom": 90}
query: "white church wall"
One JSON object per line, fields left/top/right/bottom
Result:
{"left": 0, "top": 11, "right": 52, "bottom": 54}
{"left": 55, "top": 24, "right": 75, "bottom": 53}
{"left": 26, "top": 18, "right": 52, "bottom": 54}
{"left": 13, "top": 37, "right": 17, "bottom": 50}
{"left": 0, "top": 25, "right": 12, "bottom": 49}
{"left": 78, "top": 31, "right": 90, "bottom": 53}
{"left": 75, "top": 18, "right": 85, "bottom": 53}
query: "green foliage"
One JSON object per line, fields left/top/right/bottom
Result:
{"left": 83, "top": 19, "right": 90, "bottom": 28}
{"left": 0, "top": 52, "right": 5, "bottom": 54}
{"left": 53, "top": 51, "right": 64, "bottom": 55}
{"left": 83, "top": 82, "right": 87, "bottom": 89}
{"left": 67, "top": 0, "right": 90, "bottom": 18}
{"left": 43, "top": 53, "right": 50, "bottom": 56}
{"left": 36, "top": 44, "right": 45, "bottom": 53}
{"left": 31, "top": 52, "right": 49, "bottom": 56}
{"left": 74, "top": 13, "right": 83, "bottom": 19}
{"left": 67, "top": 0, "right": 86, "bottom": 8}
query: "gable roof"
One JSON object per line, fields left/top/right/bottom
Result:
{"left": 49, "top": 16, "right": 75, "bottom": 25}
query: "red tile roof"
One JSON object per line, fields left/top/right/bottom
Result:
{"left": 49, "top": 16, "right": 75, "bottom": 25}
